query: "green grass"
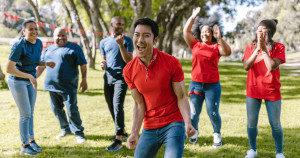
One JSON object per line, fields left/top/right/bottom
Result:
{"left": 0, "top": 45, "right": 299, "bottom": 157}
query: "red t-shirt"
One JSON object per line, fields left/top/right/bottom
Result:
{"left": 123, "top": 48, "right": 184, "bottom": 129}
{"left": 190, "top": 39, "right": 221, "bottom": 83}
{"left": 242, "top": 42, "right": 286, "bottom": 101}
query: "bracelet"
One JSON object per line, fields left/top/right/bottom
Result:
{"left": 45, "top": 62, "right": 47, "bottom": 67}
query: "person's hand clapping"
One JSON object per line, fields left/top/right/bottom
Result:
{"left": 213, "top": 25, "right": 222, "bottom": 40}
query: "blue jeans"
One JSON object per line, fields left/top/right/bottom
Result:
{"left": 246, "top": 97, "right": 283, "bottom": 153}
{"left": 49, "top": 91, "right": 84, "bottom": 137}
{"left": 189, "top": 81, "right": 222, "bottom": 133}
{"left": 134, "top": 121, "right": 185, "bottom": 158}
{"left": 104, "top": 73, "right": 127, "bottom": 136}
{"left": 8, "top": 79, "right": 37, "bottom": 144}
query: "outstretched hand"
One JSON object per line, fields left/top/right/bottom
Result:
{"left": 192, "top": 7, "right": 201, "bottom": 19}
{"left": 213, "top": 25, "right": 222, "bottom": 40}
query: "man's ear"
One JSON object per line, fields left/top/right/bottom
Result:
{"left": 154, "top": 36, "right": 159, "bottom": 45}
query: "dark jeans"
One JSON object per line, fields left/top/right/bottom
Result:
{"left": 104, "top": 73, "right": 128, "bottom": 136}
{"left": 49, "top": 91, "right": 84, "bottom": 137}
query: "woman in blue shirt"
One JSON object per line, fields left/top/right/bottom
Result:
{"left": 6, "top": 19, "right": 55, "bottom": 155}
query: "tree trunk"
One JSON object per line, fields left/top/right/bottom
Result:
{"left": 59, "top": 0, "right": 74, "bottom": 38}
{"left": 27, "top": 0, "right": 49, "bottom": 37}
{"left": 128, "top": 0, "right": 152, "bottom": 38}
{"left": 67, "top": 0, "right": 94, "bottom": 68}
{"left": 0, "top": 65, "right": 5, "bottom": 81}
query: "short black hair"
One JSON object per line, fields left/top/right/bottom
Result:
{"left": 134, "top": 18, "right": 159, "bottom": 38}
{"left": 22, "top": 19, "right": 36, "bottom": 29}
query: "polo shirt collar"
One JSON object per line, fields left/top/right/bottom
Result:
{"left": 137, "top": 48, "right": 158, "bottom": 81}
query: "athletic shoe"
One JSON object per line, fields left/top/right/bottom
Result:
{"left": 56, "top": 131, "right": 72, "bottom": 139}
{"left": 75, "top": 135, "right": 87, "bottom": 144}
{"left": 213, "top": 133, "right": 222, "bottom": 148}
{"left": 29, "top": 140, "right": 43, "bottom": 152}
{"left": 108, "top": 133, "right": 128, "bottom": 141}
{"left": 189, "top": 130, "right": 199, "bottom": 144}
{"left": 245, "top": 149, "right": 258, "bottom": 158}
{"left": 20, "top": 145, "right": 39, "bottom": 155}
{"left": 276, "top": 153, "right": 285, "bottom": 158}
{"left": 105, "top": 139, "right": 123, "bottom": 151}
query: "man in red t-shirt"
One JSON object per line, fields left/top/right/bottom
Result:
{"left": 123, "top": 18, "right": 195, "bottom": 158}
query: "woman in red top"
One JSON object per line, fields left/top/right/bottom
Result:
{"left": 183, "top": 7, "right": 231, "bottom": 147}
{"left": 243, "top": 19, "right": 285, "bottom": 158}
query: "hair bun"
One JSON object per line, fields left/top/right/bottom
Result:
{"left": 273, "top": 19, "right": 278, "bottom": 24}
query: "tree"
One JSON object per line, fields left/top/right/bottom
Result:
{"left": 27, "top": 0, "right": 49, "bottom": 37}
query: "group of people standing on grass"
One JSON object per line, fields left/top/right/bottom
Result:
{"left": 6, "top": 6, "right": 285, "bottom": 158}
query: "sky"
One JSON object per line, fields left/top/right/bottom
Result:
{"left": 209, "top": 3, "right": 264, "bottom": 33}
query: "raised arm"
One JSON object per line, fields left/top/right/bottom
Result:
{"left": 116, "top": 35, "right": 133, "bottom": 63}
{"left": 126, "top": 88, "right": 146, "bottom": 149}
{"left": 213, "top": 25, "right": 231, "bottom": 56}
{"left": 172, "top": 81, "right": 195, "bottom": 137}
{"left": 183, "top": 7, "right": 201, "bottom": 47}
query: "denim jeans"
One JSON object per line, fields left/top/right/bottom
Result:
{"left": 8, "top": 78, "right": 37, "bottom": 144}
{"left": 49, "top": 91, "right": 84, "bottom": 137}
{"left": 104, "top": 73, "right": 128, "bottom": 136}
{"left": 134, "top": 121, "right": 185, "bottom": 158}
{"left": 246, "top": 97, "right": 283, "bottom": 153}
{"left": 189, "top": 80, "right": 222, "bottom": 133}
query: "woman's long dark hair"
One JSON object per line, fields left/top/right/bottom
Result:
{"left": 191, "top": 14, "right": 221, "bottom": 44}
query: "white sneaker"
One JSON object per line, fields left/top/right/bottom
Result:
{"left": 276, "top": 153, "right": 285, "bottom": 158}
{"left": 75, "top": 136, "right": 87, "bottom": 144}
{"left": 213, "top": 133, "right": 222, "bottom": 148}
{"left": 189, "top": 130, "right": 199, "bottom": 144}
{"left": 245, "top": 149, "right": 258, "bottom": 158}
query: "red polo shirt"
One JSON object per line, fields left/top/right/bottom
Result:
{"left": 190, "top": 39, "right": 221, "bottom": 83}
{"left": 242, "top": 42, "right": 285, "bottom": 101}
{"left": 123, "top": 48, "right": 184, "bottom": 129}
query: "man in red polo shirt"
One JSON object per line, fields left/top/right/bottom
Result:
{"left": 123, "top": 18, "right": 195, "bottom": 158}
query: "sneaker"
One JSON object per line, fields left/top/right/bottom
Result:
{"left": 108, "top": 133, "right": 129, "bottom": 141}
{"left": 75, "top": 135, "right": 87, "bottom": 144}
{"left": 20, "top": 145, "right": 39, "bottom": 155}
{"left": 189, "top": 130, "right": 199, "bottom": 144}
{"left": 213, "top": 133, "right": 222, "bottom": 148}
{"left": 56, "top": 131, "right": 72, "bottom": 139}
{"left": 245, "top": 149, "right": 258, "bottom": 158}
{"left": 29, "top": 140, "right": 43, "bottom": 152}
{"left": 105, "top": 139, "right": 123, "bottom": 151}
{"left": 276, "top": 153, "right": 285, "bottom": 158}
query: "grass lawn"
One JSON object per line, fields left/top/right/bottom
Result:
{"left": 0, "top": 45, "right": 299, "bottom": 158}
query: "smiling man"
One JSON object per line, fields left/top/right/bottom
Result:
{"left": 99, "top": 16, "right": 133, "bottom": 151}
{"left": 123, "top": 18, "right": 195, "bottom": 158}
{"left": 36, "top": 28, "right": 88, "bottom": 144}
